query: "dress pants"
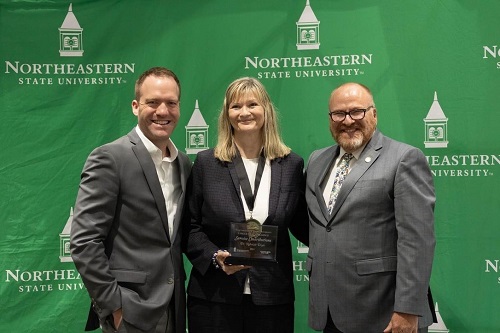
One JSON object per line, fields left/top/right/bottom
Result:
{"left": 187, "top": 295, "right": 294, "bottom": 333}
{"left": 100, "top": 305, "right": 173, "bottom": 333}
{"left": 323, "top": 314, "right": 342, "bottom": 333}
{"left": 324, "top": 311, "right": 429, "bottom": 333}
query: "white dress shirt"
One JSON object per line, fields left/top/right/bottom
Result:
{"left": 135, "top": 126, "right": 181, "bottom": 238}
{"left": 240, "top": 156, "right": 271, "bottom": 294}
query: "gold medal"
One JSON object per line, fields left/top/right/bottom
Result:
{"left": 246, "top": 218, "right": 262, "bottom": 239}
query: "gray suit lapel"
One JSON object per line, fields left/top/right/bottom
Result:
{"left": 128, "top": 130, "right": 171, "bottom": 243}
{"left": 328, "top": 131, "right": 383, "bottom": 223}
{"left": 312, "top": 146, "right": 339, "bottom": 223}
{"left": 170, "top": 156, "right": 187, "bottom": 243}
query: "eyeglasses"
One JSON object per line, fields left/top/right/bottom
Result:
{"left": 328, "top": 105, "right": 374, "bottom": 122}
{"left": 140, "top": 100, "right": 179, "bottom": 110}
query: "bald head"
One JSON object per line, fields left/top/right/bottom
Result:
{"left": 330, "top": 83, "right": 374, "bottom": 107}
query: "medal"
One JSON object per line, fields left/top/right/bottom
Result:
{"left": 234, "top": 148, "right": 266, "bottom": 239}
{"left": 246, "top": 217, "right": 262, "bottom": 239}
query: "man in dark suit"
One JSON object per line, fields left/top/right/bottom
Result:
{"left": 71, "top": 67, "right": 192, "bottom": 333}
{"left": 305, "top": 82, "right": 435, "bottom": 333}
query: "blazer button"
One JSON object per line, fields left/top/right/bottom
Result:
{"left": 92, "top": 299, "right": 101, "bottom": 312}
{"left": 167, "top": 278, "right": 174, "bottom": 284}
{"left": 326, "top": 226, "right": 331, "bottom": 232}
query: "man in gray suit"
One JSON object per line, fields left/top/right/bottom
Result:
{"left": 71, "top": 67, "right": 192, "bottom": 333}
{"left": 305, "top": 82, "right": 435, "bottom": 333}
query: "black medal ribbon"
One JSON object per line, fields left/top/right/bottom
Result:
{"left": 225, "top": 148, "right": 279, "bottom": 267}
{"left": 233, "top": 148, "right": 266, "bottom": 219}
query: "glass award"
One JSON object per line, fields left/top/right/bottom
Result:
{"left": 224, "top": 220, "right": 278, "bottom": 266}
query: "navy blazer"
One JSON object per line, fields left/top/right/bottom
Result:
{"left": 185, "top": 149, "right": 308, "bottom": 305}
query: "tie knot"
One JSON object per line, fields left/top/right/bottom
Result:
{"left": 342, "top": 153, "right": 354, "bottom": 162}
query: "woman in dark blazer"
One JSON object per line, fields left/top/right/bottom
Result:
{"left": 185, "top": 77, "right": 308, "bottom": 333}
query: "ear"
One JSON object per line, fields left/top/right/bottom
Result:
{"left": 372, "top": 107, "right": 377, "bottom": 118}
{"left": 132, "top": 100, "right": 139, "bottom": 116}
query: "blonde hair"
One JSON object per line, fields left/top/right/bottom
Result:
{"left": 214, "top": 77, "right": 290, "bottom": 162}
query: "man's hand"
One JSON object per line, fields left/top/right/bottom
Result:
{"left": 383, "top": 312, "right": 418, "bottom": 333}
{"left": 112, "top": 308, "right": 123, "bottom": 330}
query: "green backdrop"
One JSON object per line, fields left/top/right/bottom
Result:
{"left": 1, "top": 1, "right": 499, "bottom": 332}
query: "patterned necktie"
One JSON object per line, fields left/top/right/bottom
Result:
{"left": 327, "top": 153, "right": 354, "bottom": 214}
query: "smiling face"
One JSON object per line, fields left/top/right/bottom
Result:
{"left": 228, "top": 92, "right": 265, "bottom": 138}
{"left": 329, "top": 83, "right": 377, "bottom": 153}
{"left": 131, "top": 75, "right": 180, "bottom": 149}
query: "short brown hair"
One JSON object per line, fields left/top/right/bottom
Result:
{"left": 134, "top": 67, "right": 181, "bottom": 100}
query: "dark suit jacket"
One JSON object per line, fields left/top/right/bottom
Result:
{"left": 185, "top": 149, "right": 308, "bottom": 306}
{"left": 70, "top": 129, "right": 192, "bottom": 332}
{"left": 305, "top": 130, "right": 436, "bottom": 332}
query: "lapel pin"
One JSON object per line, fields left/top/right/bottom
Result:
{"left": 365, "top": 157, "right": 372, "bottom": 163}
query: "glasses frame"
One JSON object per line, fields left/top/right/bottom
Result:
{"left": 329, "top": 105, "right": 374, "bottom": 122}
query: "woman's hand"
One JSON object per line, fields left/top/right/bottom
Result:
{"left": 215, "top": 250, "right": 251, "bottom": 275}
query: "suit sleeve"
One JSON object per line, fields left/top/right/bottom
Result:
{"left": 288, "top": 156, "right": 309, "bottom": 245}
{"left": 393, "top": 147, "right": 436, "bottom": 316}
{"left": 179, "top": 154, "right": 193, "bottom": 254}
{"left": 185, "top": 154, "right": 219, "bottom": 275}
{"left": 70, "top": 146, "right": 122, "bottom": 317}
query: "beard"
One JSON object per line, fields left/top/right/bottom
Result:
{"left": 335, "top": 132, "right": 364, "bottom": 152}
{"left": 331, "top": 121, "right": 376, "bottom": 152}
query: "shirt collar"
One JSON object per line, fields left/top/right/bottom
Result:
{"left": 135, "top": 125, "right": 178, "bottom": 162}
{"left": 339, "top": 143, "right": 366, "bottom": 162}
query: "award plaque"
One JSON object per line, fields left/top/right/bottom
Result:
{"left": 224, "top": 220, "right": 278, "bottom": 266}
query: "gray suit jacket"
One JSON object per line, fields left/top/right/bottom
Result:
{"left": 305, "top": 130, "right": 435, "bottom": 333}
{"left": 70, "top": 129, "right": 192, "bottom": 332}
